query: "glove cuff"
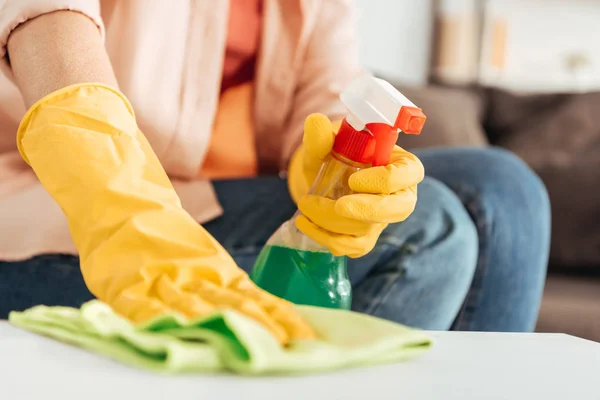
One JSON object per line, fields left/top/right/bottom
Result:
{"left": 17, "top": 83, "right": 135, "bottom": 165}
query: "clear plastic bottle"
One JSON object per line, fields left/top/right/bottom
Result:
{"left": 250, "top": 76, "right": 426, "bottom": 309}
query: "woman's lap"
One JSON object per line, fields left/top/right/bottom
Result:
{"left": 205, "top": 175, "right": 479, "bottom": 330}
{"left": 0, "top": 254, "right": 91, "bottom": 316}
{"left": 349, "top": 178, "right": 478, "bottom": 330}
{"left": 207, "top": 147, "right": 551, "bottom": 331}
{"left": 0, "top": 147, "right": 550, "bottom": 332}
{"left": 415, "top": 147, "right": 550, "bottom": 331}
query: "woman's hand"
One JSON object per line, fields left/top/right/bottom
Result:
{"left": 18, "top": 84, "right": 315, "bottom": 345}
{"left": 288, "top": 114, "right": 425, "bottom": 258}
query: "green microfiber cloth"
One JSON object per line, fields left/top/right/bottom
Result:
{"left": 8, "top": 301, "right": 431, "bottom": 375}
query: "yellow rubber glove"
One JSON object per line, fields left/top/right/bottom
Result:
{"left": 17, "top": 84, "right": 314, "bottom": 344}
{"left": 288, "top": 114, "right": 425, "bottom": 258}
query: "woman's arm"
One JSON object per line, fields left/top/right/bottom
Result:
{"left": 281, "top": 0, "right": 365, "bottom": 167}
{"left": 7, "top": 10, "right": 116, "bottom": 107}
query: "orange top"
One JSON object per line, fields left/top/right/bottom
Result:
{"left": 199, "top": 0, "right": 262, "bottom": 180}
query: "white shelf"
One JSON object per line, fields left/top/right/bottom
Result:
{"left": 479, "top": 0, "right": 600, "bottom": 93}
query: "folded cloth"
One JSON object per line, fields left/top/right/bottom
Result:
{"left": 9, "top": 301, "right": 431, "bottom": 375}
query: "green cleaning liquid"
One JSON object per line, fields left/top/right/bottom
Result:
{"left": 250, "top": 245, "right": 351, "bottom": 310}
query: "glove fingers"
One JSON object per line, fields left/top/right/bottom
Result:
{"left": 186, "top": 279, "right": 290, "bottom": 344}
{"left": 232, "top": 277, "right": 316, "bottom": 341}
{"left": 335, "top": 186, "right": 418, "bottom": 223}
{"left": 298, "top": 195, "right": 373, "bottom": 236}
{"left": 156, "top": 275, "right": 216, "bottom": 317}
{"left": 295, "top": 215, "right": 385, "bottom": 258}
{"left": 302, "top": 114, "right": 335, "bottom": 181}
{"left": 236, "top": 299, "right": 290, "bottom": 344}
{"left": 112, "top": 288, "right": 174, "bottom": 324}
{"left": 269, "top": 305, "right": 317, "bottom": 342}
{"left": 287, "top": 145, "right": 312, "bottom": 203}
{"left": 348, "top": 148, "right": 424, "bottom": 194}
{"left": 303, "top": 113, "right": 335, "bottom": 161}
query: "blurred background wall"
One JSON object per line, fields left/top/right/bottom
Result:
{"left": 353, "top": 0, "right": 434, "bottom": 86}
{"left": 354, "top": 0, "right": 600, "bottom": 93}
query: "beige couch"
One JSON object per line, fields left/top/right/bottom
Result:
{"left": 394, "top": 84, "right": 600, "bottom": 342}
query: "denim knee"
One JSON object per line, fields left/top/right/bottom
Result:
{"left": 351, "top": 177, "right": 479, "bottom": 329}
{"left": 417, "top": 147, "right": 550, "bottom": 230}
{"left": 394, "top": 177, "right": 479, "bottom": 281}
{"left": 466, "top": 147, "right": 549, "bottom": 212}
{"left": 419, "top": 148, "right": 550, "bottom": 331}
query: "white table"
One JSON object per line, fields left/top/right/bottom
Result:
{"left": 1, "top": 322, "right": 599, "bottom": 400}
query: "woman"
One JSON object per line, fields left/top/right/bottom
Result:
{"left": 0, "top": 0, "right": 550, "bottom": 340}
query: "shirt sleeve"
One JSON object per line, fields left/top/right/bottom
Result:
{"left": 0, "top": 0, "right": 104, "bottom": 77}
{"left": 280, "top": 0, "right": 368, "bottom": 167}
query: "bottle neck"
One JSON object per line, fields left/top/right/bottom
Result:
{"left": 330, "top": 150, "right": 371, "bottom": 169}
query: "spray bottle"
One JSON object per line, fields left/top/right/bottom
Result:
{"left": 249, "top": 76, "right": 426, "bottom": 309}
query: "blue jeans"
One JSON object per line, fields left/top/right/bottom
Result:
{"left": 0, "top": 148, "right": 550, "bottom": 331}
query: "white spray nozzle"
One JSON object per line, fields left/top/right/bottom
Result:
{"left": 340, "top": 76, "right": 425, "bottom": 135}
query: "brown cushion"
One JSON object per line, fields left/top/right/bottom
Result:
{"left": 485, "top": 89, "right": 600, "bottom": 267}
{"left": 537, "top": 273, "right": 600, "bottom": 342}
{"left": 392, "top": 85, "right": 489, "bottom": 150}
